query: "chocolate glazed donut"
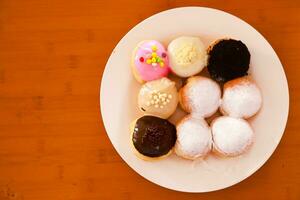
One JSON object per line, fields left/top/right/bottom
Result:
{"left": 207, "top": 39, "right": 250, "bottom": 83}
{"left": 132, "top": 116, "right": 177, "bottom": 157}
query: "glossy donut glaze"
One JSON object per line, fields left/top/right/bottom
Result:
{"left": 132, "top": 116, "right": 176, "bottom": 157}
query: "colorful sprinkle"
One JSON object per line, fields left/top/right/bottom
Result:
{"left": 151, "top": 57, "right": 156, "bottom": 63}
{"left": 159, "top": 62, "right": 164, "bottom": 67}
{"left": 151, "top": 52, "right": 157, "bottom": 58}
{"left": 146, "top": 59, "right": 152, "bottom": 64}
{"left": 139, "top": 57, "right": 144, "bottom": 62}
{"left": 162, "top": 52, "right": 167, "bottom": 58}
{"left": 151, "top": 45, "right": 157, "bottom": 51}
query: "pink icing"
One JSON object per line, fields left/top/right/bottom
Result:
{"left": 134, "top": 40, "right": 169, "bottom": 81}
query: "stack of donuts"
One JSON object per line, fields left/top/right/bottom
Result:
{"left": 130, "top": 37, "right": 262, "bottom": 161}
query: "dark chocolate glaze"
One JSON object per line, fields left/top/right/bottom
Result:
{"left": 207, "top": 39, "right": 250, "bottom": 83}
{"left": 132, "top": 116, "right": 177, "bottom": 157}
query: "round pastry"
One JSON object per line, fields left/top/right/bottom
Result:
{"left": 130, "top": 116, "right": 177, "bottom": 160}
{"left": 168, "top": 36, "right": 207, "bottom": 77}
{"left": 138, "top": 77, "right": 178, "bottom": 119}
{"left": 175, "top": 115, "right": 212, "bottom": 160}
{"left": 220, "top": 77, "right": 262, "bottom": 119}
{"left": 179, "top": 76, "right": 221, "bottom": 118}
{"left": 131, "top": 40, "right": 170, "bottom": 83}
{"left": 211, "top": 116, "right": 254, "bottom": 157}
{"left": 207, "top": 39, "right": 250, "bottom": 83}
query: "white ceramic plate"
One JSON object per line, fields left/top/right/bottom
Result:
{"left": 100, "top": 7, "right": 289, "bottom": 192}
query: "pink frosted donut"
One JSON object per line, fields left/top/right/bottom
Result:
{"left": 131, "top": 40, "right": 170, "bottom": 83}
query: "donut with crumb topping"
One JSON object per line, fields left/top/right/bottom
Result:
{"left": 207, "top": 39, "right": 250, "bottom": 83}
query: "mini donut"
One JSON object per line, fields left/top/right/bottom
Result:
{"left": 138, "top": 77, "right": 178, "bottom": 119}
{"left": 168, "top": 36, "right": 207, "bottom": 77}
{"left": 207, "top": 39, "right": 250, "bottom": 83}
{"left": 175, "top": 115, "right": 212, "bottom": 160}
{"left": 220, "top": 77, "right": 262, "bottom": 119}
{"left": 211, "top": 116, "right": 254, "bottom": 157}
{"left": 179, "top": 76, "right": 221, "bottom": 118}
{"left": 131, "top": 40, "right": 170, "bottom": 83}
{"left": 130, "top": 116, "right": 177, "bottom": 160}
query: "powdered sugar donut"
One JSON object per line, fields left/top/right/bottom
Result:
{"left": 131, "top": 40, "right": 170, "bottom": 83}
{"left": 179, "top": 76, "right": 221, "bottom": 118}
{"left": 175, "top": 115, "right": 212, "bottom": 160}
{"left": 211, "top": 116, "right": 254, "bottom": 157}
{"left": 220, "top": 77, "right": 262, "bottom": 119}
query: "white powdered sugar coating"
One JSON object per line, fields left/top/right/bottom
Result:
{"left": 186, "top": 78, "right": 221, "bottom": 118}
{"left": 212, "top": 116, "right": 253, "bottom": 156}
{"left": 175, "top": 116, "right": 212, "bottom": 159}
{"left": 221, "top": 81, "right": 262, "bottom": 118}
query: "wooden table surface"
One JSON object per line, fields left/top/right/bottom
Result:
{"left": 0, "top": 0, "right": 299, "bottom": 199}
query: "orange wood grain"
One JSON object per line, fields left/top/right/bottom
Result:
{"left": 0, "top": 0, "right": 299, "bottom": 199}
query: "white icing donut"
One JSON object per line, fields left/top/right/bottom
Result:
{"left": 138, "top": 77, "right": 178, "bottom": 119}
{"left": 212, "top": 116, "right": 254, "bottom": 157}
{"left": 175, "top": 115, "right": 212, "bottom": 160}
{"left": 179, "top": 76, "right": 221, "bottom": 118}
{"left": 168, "top": 36, "right": 207, "bottom": 77}
{"left": 220, "top": 77, "right": 262, "bottom": 119}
